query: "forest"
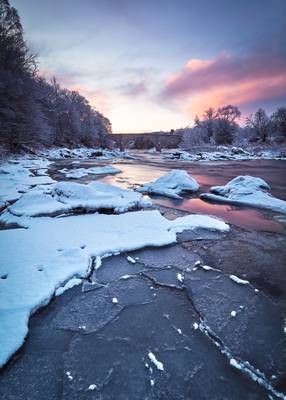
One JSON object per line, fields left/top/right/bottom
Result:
{"left": 0, "top": 0, "right": 112, "bottom": 152}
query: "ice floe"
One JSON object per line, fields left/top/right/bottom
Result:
{"left": 137, "top": 169, "right": 199, "bottom": 199}
{"left": 6, "top": 181, "right": 152, "bottom": 218}
{"left": 200, "top": 175, "right": 286, "bottom": 213}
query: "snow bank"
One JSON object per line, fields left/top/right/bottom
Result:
{"left": 59, "top": 165, "right": 121, "bottom": 179}
{"left": 163, "top": 148, "right": 286, "bottom": 162}
{"left": 7, "top": 181, "right": 152, "bottom": 217}
{"left": 0, "top": 209, "right": 230, "bottom": 367}
{"left": 41, "top": 147, "right": 133, "bottom": 160}
{"left": 137, "top": 170, "right": 199, "bottom": 199}
{"left": 0, "top": 159, "right": 54, "bottom": 202}
{"left": 200, "top": 175, "right": 286, "bottom": 213}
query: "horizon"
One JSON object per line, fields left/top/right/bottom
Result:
{"left": 11, "top": 0, "right": 286, "bottom": 133}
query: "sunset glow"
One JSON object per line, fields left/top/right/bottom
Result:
{"left": 12, "top": 0, "right": 286, "bottom": 132}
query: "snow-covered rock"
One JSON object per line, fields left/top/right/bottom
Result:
{"left": 7, "top": 181, "right": 152, "bottom": 217}
{"left": 0, "top": 209, "right": 230, "bottom": 367}
{"left": 137, "top": 170, "right": 199, "bottom": 199}
{"left": 59, "top": 165, "right": 121, "bottom": 179}
{"left": 200, "top": 175, "right": 286, "bottom": 214}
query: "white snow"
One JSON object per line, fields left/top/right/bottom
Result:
{"left": 137, "top": 169, "right": 199, "bottom": 199}
{"left": 7, "top": 181, "right": 152, "bottom": 218}
{"left": 177, "top": 273, "right": 184, "bottom": 283}
{"left": 40, "top": 146, "right": 133, "bottom": 160}
{"left": 55, "top": 278, "right": 82, "bottom": 296}
{"left": 88, "top": 384, "right": 97, "bottom": 391}
{"left": 230, "top": 358, "right": 241, "bottom": 370}
{"left": 201, "top": 265, "right": 214, "bottom": 271}
{"left": 193, "top": 322, "right": 199, "bottom": 330}
{"left": 148, "top": 352, "right": 164, "bottom": 371}
{"left": 120, "top": 275, "right": 132, "bottom": 280}
{"left": 169, "top": 214, "right": 229, "bottom": 233}
{"left": 230, "top": 275, "right": 250, "bottom": 285}
{"left": 0, "top": 159, "right": 55, "bottom": 202}
{"left": 66, "top": 371, "right": 73, "bottom": 381}
{"left": 201, "top": 175, "right": 286, "bottom": 214}
{"left": 163, "top": 148, "right": 286, "bottom": 162}
{"left": 59, "top": 165, "right": 121, "bottom": 179}
{"left": 126, "top": 256, "right": 136, "bottom": 264}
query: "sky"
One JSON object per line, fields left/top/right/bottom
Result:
{"left": 12, "top": 0, "right": 286, "bottom": 133}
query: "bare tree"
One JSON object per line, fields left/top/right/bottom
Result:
{"left": 246, "top": 108, "right": 270, "bottom": 142}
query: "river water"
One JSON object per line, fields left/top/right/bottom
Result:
{"left": 104, "top": 154, "right": 286, "bottom": 233}
{"left": 54, "top": 152, "right": 286, "bottom": 233}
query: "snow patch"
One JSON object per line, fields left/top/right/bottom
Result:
{"left": 148, "top": 352, "right": 164, "bottom": 371}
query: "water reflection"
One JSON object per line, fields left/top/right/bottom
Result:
{"left": 153, "top": 197, "right": 285, "bottom": 233}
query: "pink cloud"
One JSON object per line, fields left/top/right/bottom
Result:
{"left": 161, "top": 52, "right": 286, "bottom": 117}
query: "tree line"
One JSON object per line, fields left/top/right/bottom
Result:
{"left": 0, "top": 0, "right": 111, "bottom": 152}
{"left": 179, "top": 104, "right": 286, "bottom": 148}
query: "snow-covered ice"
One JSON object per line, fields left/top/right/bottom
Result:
{"left": 0, "top": 209, "right": 230, "bottom": 367}
{"left": 0, "top": 158, "right": 55, "bottom": 202}
{"left": 55, "top": 278, "right": 82, "bottom": 296}
{"left": 200, "top": 175, "right": 286, "bottom": 213}
{"left": 169, "top": 214, "right": 230, "bottom": 233}
{"left": 6, "top": 181, "right": 152, "bottom": 218}
{"left": 59, "top": 165, "right": 121, "bottom": 179}
{"left": 137, "top": 169, "right": 199, "bottom": 199}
